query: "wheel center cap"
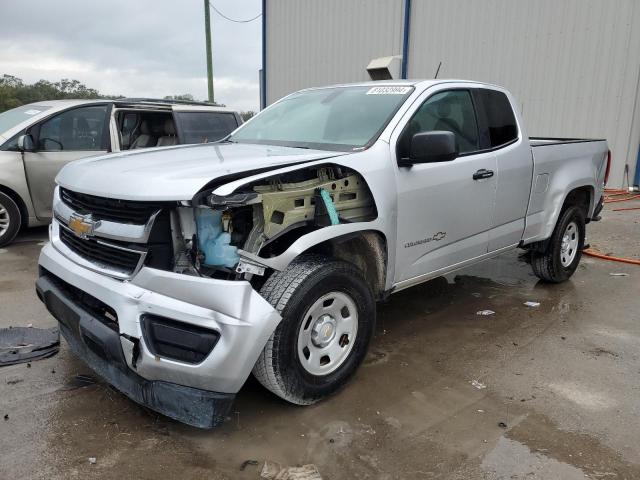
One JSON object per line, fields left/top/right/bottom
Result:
{"left": 311, "top": 315, "right": 337, "bottom": 348}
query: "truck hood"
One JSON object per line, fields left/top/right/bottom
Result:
{"left": 56, "top": 142, "right": 347, "bottom": 201}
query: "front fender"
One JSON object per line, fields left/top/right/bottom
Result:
{"left": 238, "top": 221, "right": 386, "bottom": 272}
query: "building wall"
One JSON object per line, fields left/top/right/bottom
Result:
{"left": 265, "top": 0, "right": 405, "bottom": 103}
{"left": 407, "top": 0, "right": 640, "bottom": 187}
{"left": 265, "top": 0, "right": 640, "bottom": 186}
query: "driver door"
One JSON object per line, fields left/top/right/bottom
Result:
{"left": 23, "top": 104, "right": 111, "bottom": 219}
{"left": 392, "top": 88, "right": 498, "bottom": 285}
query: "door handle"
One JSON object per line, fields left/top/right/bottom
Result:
{"left": 473, "top": 169, "right": 494, "bottom": 180}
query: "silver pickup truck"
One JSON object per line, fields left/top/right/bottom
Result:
{"left": 35, "top": 80, "right": 609, "bottom": 428}
{"left": 0, "top": 99, "right": 241, "bottom": 246}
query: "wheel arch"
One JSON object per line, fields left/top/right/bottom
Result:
{"left": 561, "top": 185, "right": 593, "bottom": 220}
{"left": 308, "top": 230, "right": 388, "bottom": 300}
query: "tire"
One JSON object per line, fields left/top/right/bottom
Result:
{"left": 531, "top": 205, "right": 585, "bottom": 283}
{"left": 252, "top": 255, "right": 376, "bottom": 405}
{"left": 0, "top": 192, "right": 21, "bottom": 247}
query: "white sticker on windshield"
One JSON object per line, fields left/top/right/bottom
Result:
{"left": 366, "top": 86, "right": 411, "bottom": 95}
{"left": 24, "top": 109, "right": 41, "bottom": 115}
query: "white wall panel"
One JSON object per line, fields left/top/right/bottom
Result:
{"left": 408, "top": 0, "right": 640, "bottom": 186}
{"left": 265, "top": 0, "right": 640, "bottom": 186}
{"left": 266, "top": 0, "right": 404, "bottom": 103}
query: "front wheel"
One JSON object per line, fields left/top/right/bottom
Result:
{"left": 252, "top": 255, "right": 376, "bottom": 405}
{"left": 0, "top": 192, "right": 21, "bottom": 247}
{"left": 531, "top": 205, "right": 585, "bottom": 283}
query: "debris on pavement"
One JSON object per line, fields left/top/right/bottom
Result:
{"left": 471, "top": 380, "right": 487, "bottom": 390}
{"left": 0, "top": 327, "right": 60, "bottom": 366}
{"left": 261, "top": 461, "right": 322, "bottom": 480}
{"left": 88, "top": 457, "right": 97, "bottom": 465}
{"left": 240, "top": 459, "right": 259, "bottom": 471}
{"left": 498, "top": 422, "right": 508, "bottom": 429}
{"left": 523, "top": 301, "right": 540, "bottom": 307}
{"left": 476, "top": 310, "right": 495, "bottom": 316}
{"left": 609, "top": 272, "right": 629, "bottom": 276}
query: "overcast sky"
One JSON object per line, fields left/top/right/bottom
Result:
{"left": 0, "top": 0, "right": 262, "bottom": 111}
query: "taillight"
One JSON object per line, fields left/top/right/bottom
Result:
{"left": 604, "top": 150, "right": 612, "bottom": 185}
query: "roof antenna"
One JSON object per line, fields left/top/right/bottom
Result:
{"left": 434, "top": 61, "right": 442, "bottom": 79}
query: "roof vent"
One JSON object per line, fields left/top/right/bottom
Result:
{"left": 367, "top": 56, "right": 402, "bottom": 80}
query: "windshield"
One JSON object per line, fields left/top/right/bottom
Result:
{"left": 229, "top": 85, "right": 414, "bottom": 151}
{"left": 0, "top": 104, "right": 52, "bottom": 134}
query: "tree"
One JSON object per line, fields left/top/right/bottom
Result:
{"left": 0, "top": 74, "right": 118, "bottom": 113}
{"left": 240, "top": 111, "right": 256, "bottom": 121}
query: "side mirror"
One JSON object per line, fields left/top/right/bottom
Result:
{"left": 17, "top": 134, "right": 34, "bottom": 152}
{"left": 404, "top": 131, "right": 458, "bottom": 165}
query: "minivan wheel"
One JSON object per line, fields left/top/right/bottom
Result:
{"left": 252, "top": 255, "right": 376, "bottom": 405}
{"left": 531, "top": 206, "right": 585, "bottom": 283}
{"left": 0, "top": 192, "right": 21, "bottom": 247}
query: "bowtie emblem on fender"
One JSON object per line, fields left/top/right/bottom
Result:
{"left": 404, "top": 231, "right": 447, "bottom": 248}
{"left": 68, "top": 214, "right": 101, "bottom": 239}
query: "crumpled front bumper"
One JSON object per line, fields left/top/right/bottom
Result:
{"left": 36, "top": 241, "right": 281, "bottom": 427}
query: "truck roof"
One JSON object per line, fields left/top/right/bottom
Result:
{"left": 299, "top": 79, "right": 505, "bottom": 91}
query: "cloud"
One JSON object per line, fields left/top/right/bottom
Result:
{"left": 0, "top": 0, "right": 262, "bottom": 111}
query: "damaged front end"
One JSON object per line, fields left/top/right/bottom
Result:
{"left": 37, "top": 163, "right": 380, "bottom": 428}
{"left": 175, "top": 165, "right": 378, "bottom": 286}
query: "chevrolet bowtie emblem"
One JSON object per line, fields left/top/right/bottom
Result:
{"left": 68, "top": 214, "right": 100, "bottom": 238}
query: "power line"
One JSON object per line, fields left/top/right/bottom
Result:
{"left": 208, "top": 2, "right": 261, "bottom": 23}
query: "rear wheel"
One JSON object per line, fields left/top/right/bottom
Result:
{"left": 252, "top": 255, "right": 376, "bottom": 405}
{"left": 531, "top": 206, "right": 585, "bottom": 283}
{"left": 0, "top": 192, "right": 21, "bottom": 247}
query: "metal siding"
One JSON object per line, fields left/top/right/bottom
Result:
{"left": 265, "top": 0, "right": 404, "bottom": 104}
{"left": 407, "top": 0, "right": 640, "bottom": 186}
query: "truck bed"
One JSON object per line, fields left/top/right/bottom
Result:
{"left": 522, "top": 137, "right": 608, "bottom": 245}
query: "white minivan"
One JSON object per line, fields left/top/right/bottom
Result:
{"left": 0, "top": 99, "right": 242, "bottom": 246}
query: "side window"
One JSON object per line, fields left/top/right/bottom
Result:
{"left": 119, "top": 112, "right": 139, "bottom": 149}
{"left": 475, "top": 89, "right": 518, "bottom": 147}
{"left": 37, "top": 105, "right": 108, "bottom": 151}
{"left": 175, "top": 112, "right": 239, "bottom": 143}
{"left": 399, "top": 90, "right": 480, "bottom": 158}
{"left": 0, "top": 129, "right": 26, "bottom": 151}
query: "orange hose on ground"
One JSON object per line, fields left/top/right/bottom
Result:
{"left": 583, "top": 249, "right": 640, "bottom": 266}
{"left": 604, "top": 194, "right": 640, "bottom": 203}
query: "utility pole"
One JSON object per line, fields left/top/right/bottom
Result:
{"left": 204, "top": 0, "right": 214, "bottom": 103}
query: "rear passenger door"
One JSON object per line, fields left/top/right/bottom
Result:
{"left": 393, "top": 88, "right": 498, "bottom": 284}
{"left": 473, "top": 89, "right": 533, "bottom": 252}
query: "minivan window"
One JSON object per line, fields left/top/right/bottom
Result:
{"left": 175, "top": 112, "right": 239, "bottom": 144}
{"left": 0, "top": 104, "right": 52, "bottom": 134}
{"left": 37, "top": 105, "right": 109, "bottom": 151}
{"left": 475, "top": 89, "right": 518, "bottom": 147}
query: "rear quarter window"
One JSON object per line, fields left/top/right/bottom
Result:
{"left": 475, "top": 90, "right": 518, "bottom": 148}
{"left": 175, "top": 112, "right": 239, "bottom": 144}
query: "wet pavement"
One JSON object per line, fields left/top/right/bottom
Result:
{"left": 1, "top": 205, "right": 639, "bottom": 479}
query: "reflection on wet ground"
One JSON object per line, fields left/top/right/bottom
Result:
{"left": 1, "top": 214, "right": 639, "bottom": 479}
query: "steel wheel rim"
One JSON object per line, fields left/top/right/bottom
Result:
{"left": 560, "top": 221, "right": 579, "bottom": 267}
{"left": 0, "top": 205, "right": 9, "bottom": 237}
{"left": 297, "top": 291, "right": 358, "bottom": 376}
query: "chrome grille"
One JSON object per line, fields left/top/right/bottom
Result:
{"left": 60, "top": 188, "right": 167, "bottom": 224}
{"left": 59, "top": 225, "right": 145, "bottom": 275}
